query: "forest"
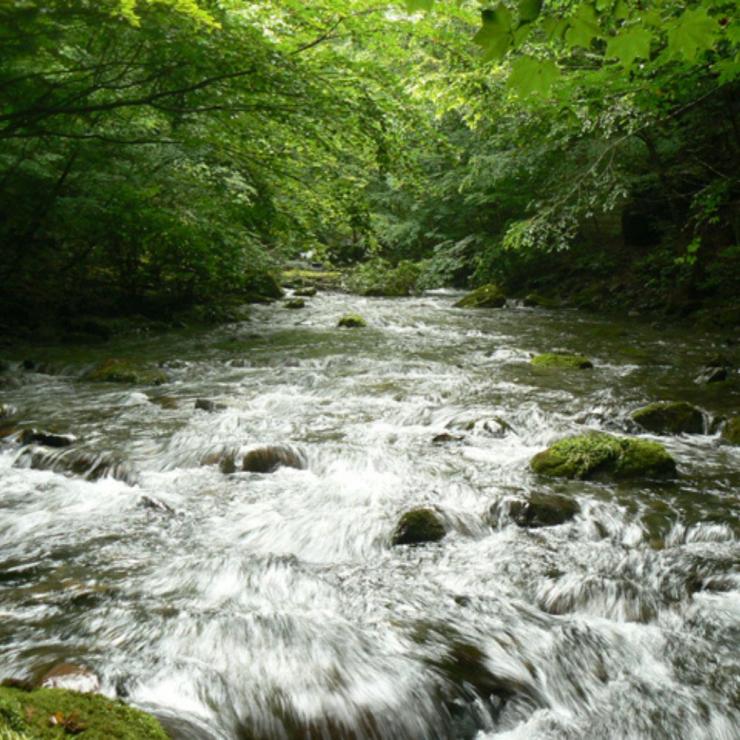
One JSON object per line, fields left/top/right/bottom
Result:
{"left": 1, "top": 0, "right": 738, "bottom": 333}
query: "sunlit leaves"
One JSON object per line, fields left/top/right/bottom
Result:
{"left": 606, "top": 26, "right": 652, "bottom": 68}
{"left": 406, "top": 0, "right": 434, "bottom": 13}
{"left": 508, "top": 56, "right": 560, "bottom": 97}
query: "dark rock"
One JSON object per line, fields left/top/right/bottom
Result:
{"left": 150, "top": 395, "right": 178, "bottom": 409}
{"left": 15, "top": 447, "right": 137, "bottom": 485}
{"left": 695, "top": 366, "right": 728, "bottom": 384}
{"left": 488, "top": 493, "right": 579, "bottom": 528}
{"left": 19, "top": 429, "right": 76, "bottom": 448}
{"left": 194, "top": 398, "right": 226, "bottom": 412}
{"left": 631, "top": 401, "right": 704, "bottom": 434}
{"left": 21, "top": 359, "right": 35, "bottom": 371}
{"left": 139, "top": 496, "right": 175, "bottom": 514}
{"left": 392, "top": 508, "right": 445, "bottom": 546}
{"left": 242, "top": 445, "right": 306, "bottom": 473}
{"left": 432, "top": 432, "right": 465, "bottom": 444}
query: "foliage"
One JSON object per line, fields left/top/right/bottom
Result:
{"left": 346, "top": 259, "right": 421, "bottom": 296}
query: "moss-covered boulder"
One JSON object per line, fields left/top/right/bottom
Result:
{"left": 293, "top": 286, "right": 317, "bottom": 297}
{"left": 522, "top": 293, "right": 559, "bottom": 309}
{"left": 0, "top": 684, "right": 168, "bottom": 739}
{"left": 631, "top": 401, "right": 704, "bottom": 435}
{"left": 488, "top": 493, "right": 579, "bottom": 528}
{"left": 453, "top": 284, "right": 506, "bottom": 309}
{"left": 85, "top": 359, "right": 168, "bottom": 385}
{"left": 721, "top": 416, "right": 740, "bottom": 445}
{"left": 284, "top": 298, "right": 305, "bottom": 309}
{"left": 281, "top": 268, "right": 342, "bottom": 290}
{"left": 337, "top": 313, "right": 366, "bottom": 328}
{"left": 531, "top": 353, "right": 593, "bottom": 370}
{"left": 243, "top": 445, "right": 306, "bottom": 473}
{"left": 531, "top": 432, "right": 676, "bottom": 480}
{"left": 392, "top": 508, "right": 445, "bottom": 546}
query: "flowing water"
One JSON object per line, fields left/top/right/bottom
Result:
{"left": 1, "top": 292, "right": 738, "bottom": 739}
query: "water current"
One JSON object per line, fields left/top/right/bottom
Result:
{"left": 1, "top": 291, "right": 738, "bottom": 739}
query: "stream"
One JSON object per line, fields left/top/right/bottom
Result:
{"left": 1, "top": 291, "right": 738, "bottom": 739}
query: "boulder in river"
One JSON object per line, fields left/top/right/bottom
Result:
{"left": 392, "top": 508, "right": 445, "bottom": 545}
{"left": 294, "top": 286, "right": 317, "bottom": 297}
{"left": 488, "top": 493, "right": 579, "bottom": 528}
{"left": 453, "top": 284, "right": 506, "bottom": 309}
{"left": 432, "top": 432, "right": 465, "bottom": 445}
{"left": 337, "top": 313, "right": 366, "bottom": 328}
{"left": 242, "top": 445, "right": 306, "bottom": 473}
{"left": 694, "top": 355, "right": 731, "bottom": 384}
{"left": 194, "top": 398, "right": 226, "bottom": 412}
{"left": 0, "top": 682, "right": 168, "bottom": 738}
{"left": 631, "top": 401, "right": 704, "bottom": 434}
{"left": 15, "top": 446, "right": 137, "bottom": 485}
{"left": 531, "top": 432, "right": 676, "bottom": 479}
{"left": 85, "top": 358, "right": 168, "bottom": 385}
{"left": 531, "top": 353, "right": 593, "bottom": 369}
{"left": 721, "top": 416, "right": 740, "bottom": 445}
{"left": 284, "top": 298, "right": 306, "bottom": 309}
{"left": 19, "top": 429, "right": 76, "bottom": 448}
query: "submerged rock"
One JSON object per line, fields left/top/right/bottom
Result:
{"left": 721, "top": 416, "right": 740, "bottom": 445}
{"left": 337, "top": 313, "right": 366, "bottom": 328}
{"left": 0, "top": 684, "right": 167, "bottom": 739}
{"left": 531, "top": 432, "right": 676, "bottom": 480}
{"left": 19, "top": 429, "right": 76, "bottom": 448}
{"left": 194, "top": 398, "right": 226, "bottom": 412}
{"left": 432, "top": 432, "right": 465, "bottom": 444}
{"left": 139, "top": 496, "right": 175, "bottom": 514}
{"left": 488, "top": 493, "right": 579, "bottom": 528}
{"left": 85, "top": 358, "right": 168, "bottom": 385}
{"left": 392, "top": 508, "right": 445, "bottom": 545}
{"left": 531, "top": 353, "right": 593, "bottom": 369}
{"left": 242, "top": 445, "right": 306, "bottom": 473}
{"left": 631, "top": 401, "right": 704, "bottom": 434}
{"left": 284, "top": 298, "right": 306, "bottom": 309}
{"left": 453, "top": 284, "right": 506, "bottom": 309}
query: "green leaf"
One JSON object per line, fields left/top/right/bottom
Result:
{"left": 518, "top": 0, "right": 542, "bottom": 24}
{"left": 565, "top": 4, "right": 601, "bottom": 49}
{"left": 667, "top": 7, "right": 719, "bottom": 61}
{"left": 473, "top": 5, "right": 513, "bottom": 61}
{"left": 606, "top": 27, "right": 652, "bottom": 68}
{"left": 543, "top": 17, "right": 568, "bottom": 42}
{"left": 508, "top": 57, "right": 560, "bottom": 97}
{"left": 406, "top": 0, "right": 434, "bottom": 12}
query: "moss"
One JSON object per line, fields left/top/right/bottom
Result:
{"left": 522, "top": 293, "right": 560, "bottom": 309}
{"left": 453, "top": 284, "right": 506, "bottom": 308}
{"left": 337, "top": 313, "right": 366, "bottom": 328}
{"left": 721, "top": 416, "right": 740, "bottom": 445}
{"left": 244, "top": 272, "right": 283, "bottom": 301}
{"left": 0, "top": 685, "right": 167, "bottom": 739}
{"left": 281, "top": 269, "right": 342, "bottom": 289}
{"left": 84, "top": 358, "right": 167, "bottom": 385}
{"left": 293, "top": 286, "right": 317, "bottom": 297}
{"left": 631, "top": 401, "right": 704, "bottom": 435}
{"left": 531, "top": 353, "right": 593, "bottom": 369}
{"left": 392, "top": 508, "right": 445, "bottom": 545}
{"left": 283, "top": 298, "right": 305, "bottom": 309}
{"left": 531, "top": 432, "right": 676, "bottom": 480}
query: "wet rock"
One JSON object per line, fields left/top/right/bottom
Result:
{"left": 631, "top": 401, "right": 704, "bottom": 434}
{"left": 531, "top": 352, "right": 593, "bottom": 369}
{"left": 695, "top": 366, "right": 727, "bottom": 384}
{"left": 200, "top": 448, "right": 238, "bottom": 473}
{"left": 488, "top": 493, "right": 579, "bottom": 528}
{"left": 522, "top": 292, "right": 558, "bottom": 308}
{"left": 38, "top": 664, "right": 100, "bottom": 693}
{"left": 139, "top": 496, "right": 175, "bottom": 514}
{"left": 284, "top": 298, "right": 305, "bottom": 309}
{"left": 0, "top": 683, "right": 168, "bottom": 738}
{"left": 467, "top": 417, "right": 514, "bottom": 437}
{"left": 432, "top": 432, "right": 465, "bottom": 444}
{"left": 392, "top": 508, "right": 445, "bottom": 545}
{"left": 19, "top": 429, "right": 76, "bottom": 448}
{"left": 294, "top": 286, "right": 317, "bottom": 297}
{"left": 242, "top": 445, "right": 306, "bottom": 473}
{"left": 150, "top": 395, "right": 178, "bottom": 409}
{"left": 22, "top": 359, "right": 35, "bottom": 370}
{"left": 194, "top": 398, "right": 226, "bottom": 412}
{"left": 85, "top": 358, "right": 168, "bottom": 385}
{"left": 531, "top": 432, "right": 676, "bottom": 480}
{"left": 721, "top": 416, "right": 740, "bottom": 445}
{"left": 15, "top": 447, "right": 137, "bottom": 485}
{"left": 454, "top": 284, "right": 506, "bottom": 309}
{"left": 337, "top": 313, "right": 366, "bottom": 328}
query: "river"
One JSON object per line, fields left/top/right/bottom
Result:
{"left": 1, "top": 291, "right": 738, "bottom": 739}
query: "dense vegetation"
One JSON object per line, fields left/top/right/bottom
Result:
{"left": 1, "top": 1, "right": 737, "bottom": 334}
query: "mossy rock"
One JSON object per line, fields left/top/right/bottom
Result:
{"left": 0, "top": 685, "right": 168, "bottom": 739}
{"left": 721, "top": 416, "right": 740, "bottom": 445}
{"left": 522, "top": 293, "right": 559, "bottom": 309}
{"left": 489, "top": 493, "right": 579, "bottom": 528}
{"left": 453, "top": 284, "right": 506, "bottom": 309}
{"left": 281, "top": 269, "right": 342, "bottom": 290}
{"left": 337, "top": 313, "right": 366, "bottom": 328}
{"left": 531, "top": 353, "right": 593, "bottom": 370}
{"left": 244, "top": 272, "right": 283, "bottom": 302}
{"left": 392, "top": 508, "right": 445, "bottom": 546}
{"left": 85, "top": 358, "right": 167, "bottom": 385}
{"left": 631, "top": 401, "right": 704, "bottom": 435}
{"left": 293, "top": 286, "right": 317, "bottom": 297}
{"left": 284, "top": 298, "right": 305, "bottom": 309}
{"left": 531, "top": 432, "right": 676, "bottom": 480}
{"left": 243, "top": 445, "right": 306, "bottom": 473}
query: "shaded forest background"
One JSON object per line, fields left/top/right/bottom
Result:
{"left": 1, "top": 0, "right": 738, "bottom": 335}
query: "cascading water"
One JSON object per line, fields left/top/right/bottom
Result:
{"left": 1, "top": 291, "right": 738, "bottom": 739}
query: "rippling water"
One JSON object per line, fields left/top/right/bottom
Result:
{"left": 1, "top": 292, "right": 738, "bottom": 739}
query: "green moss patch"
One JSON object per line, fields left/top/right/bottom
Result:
{"left": 721, "top": 416, "right": 740, "bottom": 445}
{"left": 84, "top": 359, "right": 168, "bottom": 385}
{"left": 284, "top": 298, "right": 305, "bottom": 309}
{"left": 531, "top": 353, "right": 593, "bottom": 369}
{"left": 531, "top": 432, "right": 676, "bottom": 480}
{"left": 0, "top": 685, "right": 167, "bottom": 739}
{"left": 392, "top": 508, "right": 445, "bottom": 545}
{"left": 337, "top": 313, "right": 366, "bottom": 328}
{"left": 453, "top": 284, "right": 506, "bottom": 308}
{"left": 631, "top": 401, "right": 704, "bottom": 435}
